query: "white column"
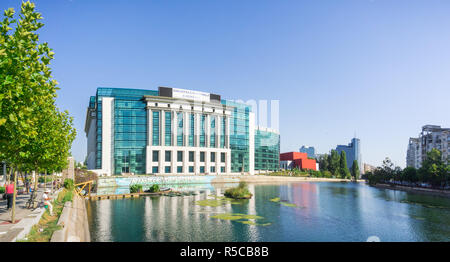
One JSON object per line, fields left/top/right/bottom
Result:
{"left": 215, "top": 115, "right": 219, "bottom": 148}
{"left": 102, "top": 97, "right": 114, "bottom": 176}
{"left": 195, "top": 113, "right": 200, "bottom": 147}
{"left": 225, "top": 116, "right": 230, "bottom": 149}
{"left": 172, "top": 111, "right": 177, "bottom": 174}
{"left": 183, "top": 149, "right": 188, "bottom": 174}
{"left": 146, "top": 107, "right": 152, "bottom": 174}
{"left": 226, "top": 151, "right": 231, "bottom": 174}
{"left": 195, "top": 150, "right": 200, "bottom": 174}
{"left": 206, "top": 114, "right": 210, "bottom": 148}
{"left": 249, "top": 112, "right": 255, "bottom": 175}
{"left": 161, "top": 110, "right": 165, "bottom": 146}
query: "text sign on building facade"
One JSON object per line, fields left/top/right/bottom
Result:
{"left": 172, "top": 88, "right": 210, "bottom": 102}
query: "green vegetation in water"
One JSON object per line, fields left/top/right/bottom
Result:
{"left": 280, "top": 202, "right": 298, "bottom": 207}
{"left": 270, "top": 197, "right": 301, "bottom": 208}
{"left": 224, "top": 182, "right": 253, "bottom": 199}
{"left": 210, "top": 213, "right": 270, "bottom": 227}
{"left": 195, "top": 198, "right": 242, "bottom": 207}
{"left": 269, "top": 197, "right": 280, "bottom": 202}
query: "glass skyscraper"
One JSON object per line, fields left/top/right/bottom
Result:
{"left": 85, "top": 87, "right": 280, "bottom": 176}
{"left": 335, "top": 138, "right": 361, "bottom": 172}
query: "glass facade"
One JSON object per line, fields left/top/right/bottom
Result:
{"left": 152, "top": 111, "right": 160, "bottom": 146}
{"left": 189, "top": 114, "right": 194, "bottom": 147}
{"left": 221, "top": 100, "right": 251, "bottom": 172}
{"left": 93, "top": 87, "right": 157, "bottom": 174}
{"left": 164, "top": 111, "right": 172, "bottom": 146}
{"left": 177, "top": 112, "right": 183, "bottom": 146}
{"left": 254, "top": 129, "right": 280, "bottom": 171}
{"left": 210, "top": 116, "right": 216, "bottom": 147}
{"left": 87, "top": 87, "right": 264, "bottom": 175}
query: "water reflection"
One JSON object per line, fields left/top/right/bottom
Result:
{"left": 87, "top": 182, "right": 450, "bottom": 242}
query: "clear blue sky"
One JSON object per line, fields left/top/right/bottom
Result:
{"left": 2, "top": 0, "right": 449, "bottom": 168}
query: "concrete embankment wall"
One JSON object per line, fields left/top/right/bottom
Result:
{"left": 51, "top": 193, "right": 90, "bottom": 242}
{"left": 97, "top": 175, "right": 357, "bottom": 190}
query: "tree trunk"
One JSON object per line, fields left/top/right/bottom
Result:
{"left": 11, "top": 168, "right": 17, "bottom": 223}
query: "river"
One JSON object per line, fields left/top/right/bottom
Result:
{"left": 86, "top": 182, "right": 450, "bottom": 242}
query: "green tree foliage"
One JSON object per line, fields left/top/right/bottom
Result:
{"left": 0, "top": 1, "right": 75, "bottom": 172}
{"left": 0, "top": 2, "right": 76, "bottom": 222}
{"left": 339, "top": 151, "right": 351, "bottom": 179}
{"left": 329, "top": 150, "right": 340, "bottom": 177}
{"left": 351, "top": 160, "right": 359, "bottom": 181}
{"left": 367, "top": 150, "right": 449, "bottom": 188}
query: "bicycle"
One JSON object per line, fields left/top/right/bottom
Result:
{"left": 25, "top": 190, "right": 40, "bottom": 209}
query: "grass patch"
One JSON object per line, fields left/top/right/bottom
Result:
{"left": 210, "top": 213, "right": 270, "bottom": 226}
{"left": 20, "top": 189, "right": 74, "bottom": 242}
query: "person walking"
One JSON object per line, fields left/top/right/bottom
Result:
{"left": 4, "top": 182, "right": 15, "bottom": 210}
{"left": 42, "top": 189, "right": 53, "bottom": 216}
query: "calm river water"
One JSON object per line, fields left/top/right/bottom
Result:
{"left": 86, "top": 182, "right": 450, "bottom": 242}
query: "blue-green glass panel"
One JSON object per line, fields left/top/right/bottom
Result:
{"left": 152, "top": 111, "right": 160, "bottom": 146}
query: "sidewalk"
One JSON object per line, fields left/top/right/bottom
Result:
{"left": 0, "top": 186, "right": 57, "bottom": 242}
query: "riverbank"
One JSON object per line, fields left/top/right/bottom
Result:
{"left": 373, "top": 183, "right": 450, "bottom": 198}
{"left": 214, "top": 175, "right": 363, "bottom": 183}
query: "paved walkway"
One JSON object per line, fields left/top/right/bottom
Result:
{"left": 0, "top": 186, "right": 55, "bottom": 242}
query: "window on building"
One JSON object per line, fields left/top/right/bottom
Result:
{"left": 177, "top": 151, "right": 183, "bottom": 162}
{"left": 177, "top": 112, "right": 183, "bottom": 146}
{"left": 165, "top": 111, "right": 172, "bottom": 146}
{"left": 200, "top": 166, "right": 205, "bottom": 173}
{"left": 211, "top": 152, "right": 216, "bottom": 162}
{"left": 189, "top": 166, "right": 194, "bottom": 173}
{"left": 221, "top": 167, "right": 225, "bottom": 173}
{"left": 221, "top": 152, "right": 226, "bottom": 163}
{"left": 200, "top": 114, "right": 206, "bottom": 147}
{"left": 152, "top": 110, "right": 160, "bottom": 146}
{"left": 189, "top": 114, "right": 194, "bottom": 146}
{"left": 165, "top": 166, "right": 171, "bottom": 173}
{"left": 210, "top": 116, "right": 216, "bottom": 147}
{"left": 152, "top": 151, "right": 159, "bottom": 162}
{"left": 165, "top": 151, "right": 171, "bottom": 162}
{"left": 177, "top": 166, "right": 183, "bottom": 173}
{"left": 152, "top": 166, "right": 159, "bottom": 173}
{"left": 200, "top": 152, "right": 205, "bottom": 162}
{"left": 210, "top": 166, "right": 215, "bottom": 173}
{"left": 189, "top": 151, "right": 194, "bottom": 162}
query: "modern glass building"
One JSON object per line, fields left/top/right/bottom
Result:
{"left": 85, "top": 87, "right": 279, "bottom": 176}
{"left": 254, "top": 127, "right": 280, "bottom": 173}
{"left": 335, "top": 138, "right": 362, "bottom": 172}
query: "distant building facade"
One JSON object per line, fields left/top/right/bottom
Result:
{"left": 335, "top": 138, "right": 362, "bottom": 172}
{"left": 299, "top": 146, "right": 316, "bottom": 158}
{"left": 407, "top": 125, "right": 450, "bottom": 168}
{"left": 363, "top": 163, "right": 376, "bottom": 174}
{"left": 280, "top": 152, "right": 317, "bottom": 171}
{"left": 254, "top": 127, "right": 280, "bottom": 173}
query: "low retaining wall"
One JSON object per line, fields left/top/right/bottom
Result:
{"left": 51, "top": 193, "right": 90, "bottom": 242}
{"left": 97, "top": 175, "right": 354, "bottom": 189}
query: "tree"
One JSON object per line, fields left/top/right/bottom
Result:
{"left": 419, "top": 149, "right": 447, "bottom": 187}
{"left": 339, "top": 151, "right": 350, "bottom": 179}
{"left": 351, "top": 159, "right": 360, "bottom": 181}
{"left": 329, "top": 150, "right": 340, "bottom": 177}
{"left": 0, "top": 1, "right": 76, "bottom": 222}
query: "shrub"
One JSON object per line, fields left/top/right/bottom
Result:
{"left": 0, "top": 187, "right": 5, "bottom": 194}
{"left": 63, "top": 179, "right": 74, "bottom": 190}
{"left": 38, "top": 176, "right": 53, "bottom": 183}
{"left": 149, "top": 184, "right": 160, "bottom": 193}
{"left": 130, "top": 184, "right": 143, "bottom": 193}
{"left": 224, "top": 182, "right": 252, "bottom": 199}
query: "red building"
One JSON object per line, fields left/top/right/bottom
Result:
{"left": 280, "top": 152, "right": 317, "bottom": 171}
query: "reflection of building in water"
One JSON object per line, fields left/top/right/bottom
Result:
{"left": 292, "top": 183, "right": 318, "bottom": 215}
{"left": 96, "top": 199, "right": 112, "bottom": 241}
